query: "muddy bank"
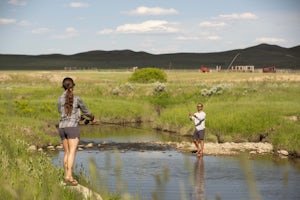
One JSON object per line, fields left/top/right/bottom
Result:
{"left": 166, "top": 141, "right": 276, "bottom": 156}
{"left": 164, "top": 141, "right": 292, "bottom": 158}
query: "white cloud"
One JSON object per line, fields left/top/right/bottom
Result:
{"left": 127, "top": 6, "right": 178, "bottom": 15}
{"left": 0, "top": 18, "right": 16, "bottom": 24}
{"left": 176, "top": 33, "right": 221, "bottom": 41}
{"left": 8, "top": 0, "right": 26, "bottom": 6}
{"left": 176, "top": 36, "right": 200, "bottom": 40}
{"left": 255, "top": 37, "right": 285, "bottom": 43}
{"left": 65, "top": 27, "right": 77, "bottom": 33}
{"left": 53, "top": 27, "right": 79, "bottom": 39}
{"left": 68, "top": 2, "right": 89, "bottom": 8}
{"left": 96, "top": 29, "right": 114, "bottom": 35}
{"left": 98, "top": 20, "right": 178, "bottom": 34}
{"left": 31, "top": 28, "right": 50, "bottom": 34}
{"left": 177, "top": 35, "right": 221, "bottom": 41}
{"left": 206, "top": 35, "right": 221, "bottom": 40}
{"left": 97, "top": 20, "right": 179, "bottom": 35}
{"left": 219, "top": 12, "right": 258, "bottom": 20}
{"left": 199, "top": 21, "right": 226, "bottom": 28}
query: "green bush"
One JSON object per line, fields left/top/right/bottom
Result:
{"left": 128, "top": 68, "right": 167, "bottom": 83}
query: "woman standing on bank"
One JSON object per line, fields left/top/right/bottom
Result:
{"left": 57, "top": 77, "right": 95, "bottom": 186}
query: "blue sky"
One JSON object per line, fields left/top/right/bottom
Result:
{"left": 0, "top": 0, "right": 299, "bottom": 55}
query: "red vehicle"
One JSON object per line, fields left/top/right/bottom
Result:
{"left": 200, "top": 65, "right": 210, "bottom": 73}
{"left": 263, "top": 66, "right": 276, "bottom": 73}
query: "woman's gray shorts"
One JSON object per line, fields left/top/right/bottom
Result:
{"left": 193, "top": 129, "right": 205, "bottom": 140}
{"left": 59, "top": 127, "right": 80, "bottom": 140}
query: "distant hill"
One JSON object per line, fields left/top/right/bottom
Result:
{"left": 0, "top": 43, "right": 299, "bottom": 70}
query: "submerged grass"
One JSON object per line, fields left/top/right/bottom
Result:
{"left": 0, "top": 70, "right": 300, "bottom": 199}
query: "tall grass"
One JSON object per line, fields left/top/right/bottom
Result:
{"left": 0, "top": 117, "right": 84, "bottom": 199}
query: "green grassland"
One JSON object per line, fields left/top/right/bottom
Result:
{"left": 1, "top": 70, "right": 300, "bottom": 199}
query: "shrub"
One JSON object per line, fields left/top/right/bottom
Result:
{"left": 128, "top": 68, "right": 167, "bottom": 83}
{"left": 151, "top": 91, "right": 170, "bottom": 109}
{"left": 200, "top": 83, "right": 230, "bottom": 96}
{"left": 14, "top": 100, "right": 34, "bottom": 117}
{"left": 154, "top": 82, "right": 166, "bottom": 93}
{"left": 112, "top": 87, "right": 120, "bottom": 95}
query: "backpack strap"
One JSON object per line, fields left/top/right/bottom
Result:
{"left": 193, "top": 115, "right": 205, "bottom": 126}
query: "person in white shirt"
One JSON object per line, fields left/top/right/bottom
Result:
{"left": 189, "top": 103, "right": 206, "bottom": 156}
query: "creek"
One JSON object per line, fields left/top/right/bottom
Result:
{"left": 52, "top": 125, "right": 300, "bottom": 200}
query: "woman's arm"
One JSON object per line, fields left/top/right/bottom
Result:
{"left": 77, "top": 97, "right": 94, "bottom": 120}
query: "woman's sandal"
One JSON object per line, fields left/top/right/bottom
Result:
{"left": 64, "top": 178, "right": 78, "bottom": 186}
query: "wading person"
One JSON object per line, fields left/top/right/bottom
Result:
{"left": 57, "top": 77, "right": 95, "bottom": 186}
{"left": 189, "top": 103, "right": 206, "bottom": 156}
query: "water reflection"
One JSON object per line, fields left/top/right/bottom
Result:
{"left": 152, "top": 164, "right": 170, "bottom": 200}
{"left": 80, "top": 124, "right": 189, "bottom": 143}
{"left": 193, "top": 156, "right": 205, "bottom": 200}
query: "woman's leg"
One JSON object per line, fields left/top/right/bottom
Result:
{"left": 66, "top": 138, "right": 79, "bottom": 180}
{"left": 62, "top": 139, "right": 69, "bottom": 179}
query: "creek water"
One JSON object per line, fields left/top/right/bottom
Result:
{"left": 52, "top": 125, "right": 300, "bottom": 200}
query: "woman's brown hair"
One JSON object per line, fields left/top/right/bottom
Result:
{"left": 62, "top": 77, "right": 75, "bottom": 116}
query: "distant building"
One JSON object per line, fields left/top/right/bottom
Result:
{"left": 132, "top": 66, "right": 139, "bottom": 72}
{"left": 216, "top": 65, "right": 221, "bottom": 72}
{"left": 230, "top": 65, "right": 254, "bottom": 72}
{"left": 200, "top": 65, "right": 210, "bottom": 73}
{"left": 263, "top": 66, "right": 276, "bottom": 73}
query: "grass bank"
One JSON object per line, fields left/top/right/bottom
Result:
{"left": 0, "top": 70, "right": 300, "bottom": 198}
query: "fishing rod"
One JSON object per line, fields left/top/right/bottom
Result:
{"left": 226, "top": 53, "right": 241, "bottom": 71}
